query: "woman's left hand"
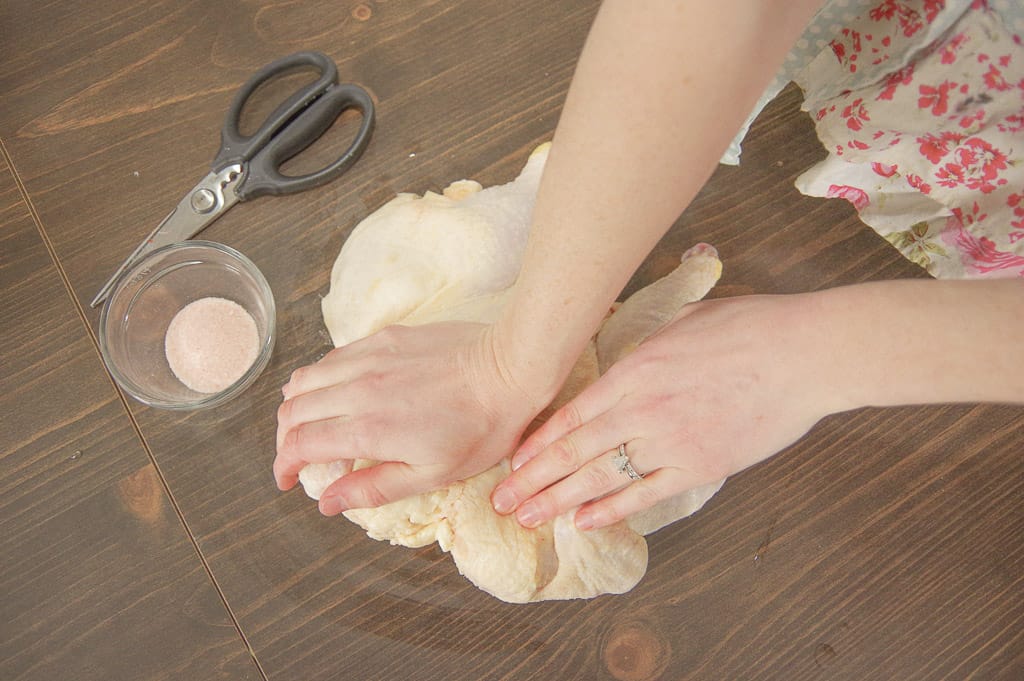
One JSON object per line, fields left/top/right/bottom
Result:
{"left": 490, "top": 292, "right": 849, "bottom": 531}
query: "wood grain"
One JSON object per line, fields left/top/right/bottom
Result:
{"left": 1, "top": 1, "right": 1021, "bottom": 679}
{"left": 0, "top": 155, "right": 262, "bottom": 680}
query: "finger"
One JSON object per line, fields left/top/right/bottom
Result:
{"left": 282, "top": 349, "right": 347, "bottom": 400}
{"left": 276, "top": 380, "right": 362, "bottom": 450}
{"left": 282, "top": 333, "right": 386, "bottom": 399}
{"left": 283, "top": 349, "right": 363, "bottom": 399}
{"left": 573, "top": 467, "right": 698, "bottom": 530}
{"left": 284, "top": 326, "right": 411, "bottom": 398}
{"left": 511, "top": 402, "right": 585, "bottom": 472}
{"left": 492, "top": 411, "right": 625, "bottom": 515}
{"left": 318, "top": 461, "right": 442, "bottom": 515}
{"left": 512, "top": 445, "right": 646, "bottom": 528}
{"left": 511, "top": 376, "right": 622, "bottom": 471}
{"left": 273, "top": 414, "right": 376, "bottom": 491}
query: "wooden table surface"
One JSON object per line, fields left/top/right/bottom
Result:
{"left": 2, "top": 2, "right": 1022, "bottom": 679}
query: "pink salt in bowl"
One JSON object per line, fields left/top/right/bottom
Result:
{"left": 98, "top": 241, "right": 276, "bottom": 410}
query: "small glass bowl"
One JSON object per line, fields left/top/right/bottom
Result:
{"left": 98, "top": 241, "right": 276, "bottom": 410}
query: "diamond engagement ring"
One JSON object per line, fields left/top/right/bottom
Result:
{"left": 613, "top": 443, "right": 644, "bottom": 481}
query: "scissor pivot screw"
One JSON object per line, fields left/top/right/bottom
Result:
{"left": 190, "top": 188, "right": 217, "bottom": 214}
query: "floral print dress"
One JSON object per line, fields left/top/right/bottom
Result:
{"left": 728, "top": 0, "right": 1024, "bottom": 279}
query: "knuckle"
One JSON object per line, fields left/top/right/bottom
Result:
{"left": 274, "top": 439, "right": 302, "bottom": 484}
{"left": 515, "top": 466, "right": 543, "bottom": 496}
{"left": 516, "top": 458, "right": 560, "bottom": 500}
{"left": 353, "top": 478, "right": 389, "bottom": 509}
{"left": 675, "top": 439, "right": 728, "bottom": 482}
{"left": 586, "top": 498, "right": 623, "bottom": 527}
{"left": 557, "top": 402, "right": 584, "bottom": 431}
{"left": 631, "top": 480, "right": 663, "bottom": 511}
{"left": 283, "top": 426, "right": 303, "bottom": 455}
{"left": 358, "top": 370, "right": 386, "bottom": 391}
{"left": 633, "top": 391, "right": 672, "bottom": 420}
{"left": 582, "top": 461, "right": 616, "bottom": 492}
{"left": 344, "top": 417, "right": 375, "bottom": 458}
{"left": 324, "top": 346, "right": 346, "bottom": 361}
{"left": 289, "top": 366, "right": 308, "bottom": 390}
{"left": 698, "top": 456, "right": 731, "bottom": 483}
{"left": 344, "top": 360, "right": 385, "bottom": 394}
{"left": 527, "top": 492, "right": 557, "bottom": 520}
{"left": 633, "top": 346, "right": 667, "bottom": 370}
{"left": 375, "top": 325, "right": 405, "bottom": 347}
{"left": 549, "top": 437, "right": 583, "bottom": 471}
{"left": 604, "top": 355, "right": 638, "bottom": 382}
{"left": 276, "top": 398, "right": 294, "bottom": 426}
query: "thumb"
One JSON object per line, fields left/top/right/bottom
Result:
{"left": 317, "top": 462, "right": 441, "bottom": 515}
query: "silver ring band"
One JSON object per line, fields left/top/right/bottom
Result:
{"left": 613, "top": 442, "right": 644, "bottom": 480}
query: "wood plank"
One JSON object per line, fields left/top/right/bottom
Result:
{"left": 0, "top": 155, "right": 263, "bottom": 681}
{"left": 1, "top": 1, "right": 1022, "bottom": 679}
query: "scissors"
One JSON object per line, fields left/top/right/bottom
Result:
{"left": 91, "top": 51, "right": 375, "bottom": 308}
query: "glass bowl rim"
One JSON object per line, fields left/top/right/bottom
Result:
{"left": 97, "top": 240, "right": 276, "bottom": 410}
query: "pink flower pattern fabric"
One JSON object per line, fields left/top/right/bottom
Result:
{"left": 737, "top": 0, "right": 1024, "bottom": 279}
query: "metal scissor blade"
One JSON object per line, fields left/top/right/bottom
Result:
{"left": 89, "top": 165, "right": 243, "bottom": 308}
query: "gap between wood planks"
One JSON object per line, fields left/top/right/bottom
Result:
{"left": 0, "top": 136, "right": 271, "bottom": 681}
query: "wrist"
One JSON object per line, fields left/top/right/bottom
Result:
{"left": 804, "top": 279, "right": 1024, "bottom": 411}
{"left": 486, "top": 319, "right": 576, "bottom": 415}
{"left": 795, "top": 287, "right": 876, "bottom": 415}
{"left": 754, "top": 290, "right": 865, "bottom": 418}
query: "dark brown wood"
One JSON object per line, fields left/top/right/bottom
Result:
{"left": 0, "top": 157, "right": 262, "bottom": 679}
{"left": 1, "top": 1, "right": 1021, "bottom": 680}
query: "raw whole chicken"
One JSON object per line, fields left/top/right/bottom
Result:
{"left": 299, "top": 144, "right": 725, "bottom": 602}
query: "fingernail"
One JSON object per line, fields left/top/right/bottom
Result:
{"left": 492, "top": 486, "right": 517, "bottom": 514}
{"left": 575, "top": 510, "right": 596, "bottom": 531}
{"left": 319, "top": 495, "right": 346, "bottom": 516}
{"left": 511, "top": 450, "right": 530, "bottom": 471}
{"left": 516, "top": 502, "right": 542, "bottom": 528}
{"left": 281, "top": 382, "right": 290, "bottom": 398}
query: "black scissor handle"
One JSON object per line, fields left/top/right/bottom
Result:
{"left": 239, "top": 82, "right": 374, "bottom": 199}
{"left": 213, "top": 51, "right": 337, "bottom": 170}
{"left": 211, "top": 51, "right": 375, "bottom": 200}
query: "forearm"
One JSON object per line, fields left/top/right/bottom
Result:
{"left": 493, "top": 0, "right": 824, "bottom": 406}
{"left": 815, "top": 279, "right": 1024, "bottom": 410}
